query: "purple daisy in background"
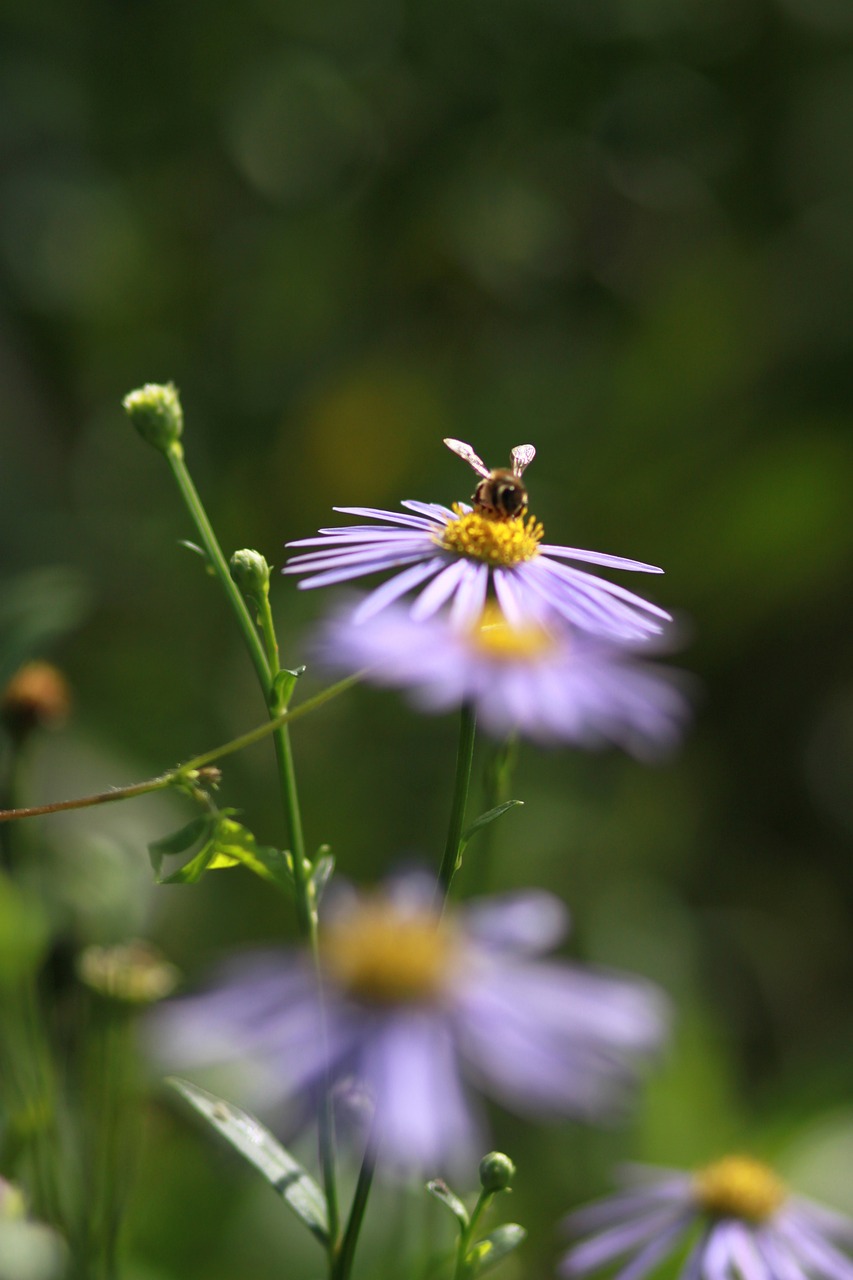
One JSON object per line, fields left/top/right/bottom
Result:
{"left": 314, "top": 597, "right": 687, "bottom": 756}
{"left": 561, "top": 1157, "right": 853, "bottom": 1280}
{"left": 284, "top": 439, "right": 671, "bottom": 642}
{"left": 152, "top": 880, "right": 668, "bottom": 1168}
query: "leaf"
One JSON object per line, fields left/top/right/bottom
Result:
{"left": 310, "top": 852, "right": 334, "bottom": 906}
{"left": 212, "top": 819, "right": 293, "bottom": 893}
{"left": 151, "top": 814, "right": 293, "bottom": 892}
{"left": 426, "top": 1179, "right": 469, "bottom": 1229}
{"left": 460, "top": 801, "right": 524, "bottom": 850}
{"left": 148, "top": 816, "right": 212, "bottom": 876}
{"left": 272, "top": 666, "right": 306, "bottom": 709}
{"left": 168, "top": 1078, "right": 328, "bottom": 1246}
{"left": 463, "top": 1224, "right": 526, "bottom": 1276}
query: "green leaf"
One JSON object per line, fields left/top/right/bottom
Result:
{"left": 212, "top": 819, "right": 293, "bottom": 893}
{"left": 151, "top": 814, "right": 293, "bottom": 892}
{"left": 463, "top": 1224, "right": 526, "bottom": 1277}
{"left": 310, "top": 851, "right": 334, "bottom": 906}
{"left": 168, "top": 1078, "right": 328, "bottom": 1246}
{"left": 272, "top": 666, "right": 306, "bottom": 709}
{"left": 460, "top": 801, "right": 524, "bottom": 850}
{"left": 148, "top": 816, "right": 212, "bottom": 876}
{"left": 426, "top": 1179, "right": 469, "bottom": 1229}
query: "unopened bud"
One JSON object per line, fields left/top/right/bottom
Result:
{"left": 1, "top": 662, "right": 71, "bottom": 741}
{"left": 77, "top": 941, "right": 179, "bottom": 1005}
{"left": 122, "top": 382, "right": 184, "bottom": 453}
{"left": 478, "top": 1151, "right": 515, "bottom": 1194}
{"left": 230, "top": 549, "right": 271, "bottom": 602}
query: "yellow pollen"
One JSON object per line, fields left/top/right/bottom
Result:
{"left": 438, "top": 505, "right": 543, "bottom": 568}
{"left": 693, "top": 1156, "right": 787, "bottom": 1224}
{"left": 320, "top": 898, "right": 453, "bottom": 1006}
{"left": 471, "top": 601, "right": 556, "bottom": 661}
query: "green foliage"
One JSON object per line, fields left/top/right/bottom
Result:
{"left": 168, "top": 1079, "right": 329, "bottom": 1248}
{"left": 149, "top": 812, "right": 293, "bottom": 892}
{"left": 461, "top": 1224, "right": 526, "bottom": 1277}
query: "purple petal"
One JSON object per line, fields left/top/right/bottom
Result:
{"left": 351, "top": 561, "right": 444, "bottom": 622}
{"left": 539, "top": 544, "right": 664, "bottom": 574}
{"left": 462, "top": 891, "right": 570, "bottom": 955}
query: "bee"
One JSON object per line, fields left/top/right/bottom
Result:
{"left": 443, "top": 438, "right": 536, "bottom": 519}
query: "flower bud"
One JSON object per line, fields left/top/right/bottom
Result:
{"left": 230, "top": 549, "right": 271, "bottom": 603}
{"left": 77, "top": 941, "right": 179, "bottom": 1005}
{"left": 478, "top": 1151, "right": 516, "bottom": 1194}
{"left": 1, "top": 662, "right": 71, "bottom": 741}
{"left": 122, "top": 382, "right": 183, "bottom": 453}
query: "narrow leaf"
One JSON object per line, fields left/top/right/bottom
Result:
{"left": 272, "top": 666, "right": 306, "bottom": 709}
{"left": 463, "top": 1224, "right": 526, "bottom": 1276}
{"left": 310, "top": 852, "right": 335, "bottom": 906}
{"left": 460, "top": 801, "right": 524, "bottom": 849}
{"left": 426, "top": 1179, "right": 469, "bottom": 1229}
{"left": 148, "top": 816, "right": 212, "bottom": 875}
{"left": 213, "top": 818, "right": 293, "bottom": 893}
{"left": 160, "top": 837, "right": 219, "bottom": 884}
{"left": 168, "top": 1078, "right": 328, "bottom": 1246}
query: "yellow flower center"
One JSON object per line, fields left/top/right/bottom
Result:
{"left": 693, "top": 1156, "right": 787, "bottom": 1223}
{"left": 438, "top": 505, "right": 543, "bottom": 567}
{"left": 471, "top": 601, "right": 556, "bottom": 661}
{"left": 320, "top": 898, "right": 454, "bottom": 1006}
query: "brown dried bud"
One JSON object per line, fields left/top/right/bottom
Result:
{"left": 1, "top": 662, "right": 72, "bottom": 740}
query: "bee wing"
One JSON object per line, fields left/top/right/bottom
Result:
{"left": 443, "top": 438, "right": 490, "bottom": 479}
{"left": 510, "top": 444, "right": 536, "bottom": 476}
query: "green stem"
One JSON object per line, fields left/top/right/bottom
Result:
{"left": 436, "top": 703, "right": 477, "bottom": 903}
{"left": 164, "top": 444, "right": 271, "bottom": 691}
{"left": 453, "top": 1189, "right": 493, "bottom": 1280}
{"left": 331, "top": 1137, "right": 378, "bottom": 1280}
{"left": 0, "top": 672, "right": 363, "bottom": 825}
{"left": 254, "top": 592, "right": 340, "bottom": 1246}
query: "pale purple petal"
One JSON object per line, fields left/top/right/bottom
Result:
{"left": 409, "top": 559, "right": 472, "bottom": 620}
{"left": 539, "top": 545, "right": 664, "bottom": 574}
{"left": 562, "top": 1207, "right": 686, "bottom": 1275}
{"left": 462, "top": 891, "right": 570, "bottom": 955}
{"left": 362, "top": 1012, "right": 477, "bottom": 1167}
{"left": 351, "top": 561, "right": 444, "bottom": 622}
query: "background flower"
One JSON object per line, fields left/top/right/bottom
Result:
{"left": 152, "top": 882, "right": 669, "bottom": 1169}
{"left": 314, "top": 597, "right": 688, "bottom": 756}
{"left": 561, "top": 1158, "right": 853, "bottom": 1280}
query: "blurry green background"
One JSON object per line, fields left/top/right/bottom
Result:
{"left": 2, "top": 0, "right": 853, "bottom": 1274}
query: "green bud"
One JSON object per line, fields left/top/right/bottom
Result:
{"left": 478, "top": 1151, "right": 515, "bottom": 1194}
{"left": 122, "top": 382, "right": 184, "bottom": 453}
{"left": 230, "top": 549, "right": 271, "bottom": 603}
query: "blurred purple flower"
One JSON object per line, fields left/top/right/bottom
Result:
{"left": 152, "top": 881, "right": 668, "bottom": 1169}
{"left": 561, "top": 1158, "right": 853, "bottom": 1280}
{"left": 314, "top": 598, "right": 687, "bottom": 756}
{"left": 284, "top": 498, "right": 670, "bottom": 642}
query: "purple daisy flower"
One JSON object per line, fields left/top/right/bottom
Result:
{"left": 314, "top": 597, "right": 687, "bottom": 757}
{"left": 284, "top": 440, "right": 671, "bottom": 642}
{"left": 152, "top": 881, "right": 668, "bottom": 1169}
{"left": 561, "top": 1157, "right": 853, "bottom": 1280}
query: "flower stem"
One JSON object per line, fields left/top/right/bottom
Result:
{"left": 453, "top": 1189, "right": 493, "bottom": 1280}
{"left": 0, "top": 674, "right": 361, "bottom": 825}
{"left": 331, "top": 1137, "right": 378, "bottom": 1280}
{"left": 436, "top": 703, "right": 477, "bottom": 903}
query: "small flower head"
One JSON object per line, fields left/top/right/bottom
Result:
{"left": 122, "top": 382, "right": 183, "bottom": 453}
{"left": 561, "top": 1158, "right": 853, "bottom": 1280}
{"left": 78, "top": 941, "right": 179, "bottom": 1005}
{"left": 479, "top": 1151, "right": 516, "bottom": 1194}
{"left": 152, "top": 880, "right": 668, "bottom": 1169}
{"left": 284, "top": 440, "right": 671, "bottom": 642}
{"left": 315, "top": 599, "right": 687, "bottom": 756}
{"left": 230, "top": 548, "right": 271, "bottom": 605}
{"left": 1, "top": 662, "right": 71, "bottom": 741}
